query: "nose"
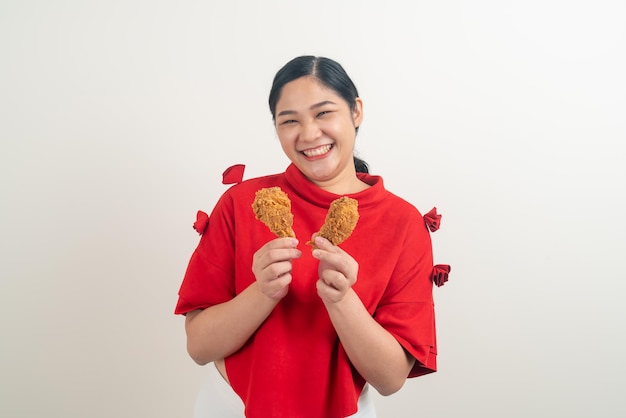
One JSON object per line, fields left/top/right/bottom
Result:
{"left": 300, "top": 120, "right": 322, "bottom": 142}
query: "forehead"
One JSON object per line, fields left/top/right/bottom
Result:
{"left": 275, "top": 76, "right": 344, "bottom": 110}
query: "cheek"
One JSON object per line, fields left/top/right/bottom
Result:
{"left": 326, "top": 117, "right": 354, "bottom": 135}
{"left": 277, "top": 130, "right": 296, "bottom": 151}
{"left": 327, "top": 121, "right": 355, "bottom": 143}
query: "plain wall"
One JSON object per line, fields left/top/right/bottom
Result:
{"left": 1, "top": 1, "right": 625, "bottom": 417}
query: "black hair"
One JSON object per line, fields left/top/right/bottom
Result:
{"left": 268, "top": 56, "right": 369, "bottom": 174}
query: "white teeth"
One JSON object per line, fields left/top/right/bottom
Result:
{"left": 302, "top": 145, "right": 331, "bottom": 157}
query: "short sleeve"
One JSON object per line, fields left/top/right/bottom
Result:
{"left": 174, "top": 192, "right": 237, "bottom": 315}
{"left": 373, "top": 214, "right": 437, "bottom": 377}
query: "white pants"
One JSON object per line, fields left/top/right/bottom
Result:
{"left": 193, "top": 363, "right": 377, "bottom": 418}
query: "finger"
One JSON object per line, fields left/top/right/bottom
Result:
{"left": 255, "top": 246, "right": 302, "bottom": 271}
{"left": 312, "top": 247, "right": 351, "bottom": 273}
{"left": 267, "top": 237, "right": 299, "bottom": 250}
{"left": 264, "top": 247, "right": 302, "bottom": 263}
{"left": 270, "top": 271, "right": 292, "bottom": 287}
{"left": 316, "top": 278, "right": 343, "bottom": 303}
{"left": 265, "top": 272, "right": 292, "bottom": 299}
{"left": 319, "top": 269, "right": 348, "bottom": 291}
{"left": 264, "top": 260, "right": 294, "bottom": 281}
{"left": 262, "top": 238, "right": 301, "bottom": 261}
{"left": 313, "top": 236, "right": 336, "bottom": 252}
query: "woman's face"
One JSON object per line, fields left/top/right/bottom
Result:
{"left": 274, "top": 76, "right": 363, "bottom": 193}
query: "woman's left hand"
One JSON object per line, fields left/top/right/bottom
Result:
{"left": 311, "top": 235, "right": 359, "bottom": 304}
{"left": 312, "top": 236, "right": 414, "bottom": 395}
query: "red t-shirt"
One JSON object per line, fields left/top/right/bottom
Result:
{"left": 175, "top": 164, "right": 437, "bottom": 418}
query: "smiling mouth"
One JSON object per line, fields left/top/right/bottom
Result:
{"left": 301, "top": 144, "right": 332, "bottom": 157}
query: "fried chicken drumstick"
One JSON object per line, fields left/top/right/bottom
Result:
{"left": 310, "top": 196, "right": 359, "bottom": 247}
{"left": 252, "top": 187, "right": 296, "bottom": 238}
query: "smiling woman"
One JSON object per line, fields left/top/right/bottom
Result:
{"left": 269, "top": 56, "right": 370, "bottom": 179}
{"left": 273, "top": 75, "right": 365, "bottom": 193}
{"left": 175, "top": 55, "right": 442, "bottom": 418}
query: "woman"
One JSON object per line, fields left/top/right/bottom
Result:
{"left": 175, "top": 56, "right": 439, "bottom": 418}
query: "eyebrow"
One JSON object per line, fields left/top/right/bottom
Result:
{"left": 277, "top": 100, "right": 337, "bottom": 117}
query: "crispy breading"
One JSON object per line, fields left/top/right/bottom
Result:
{"left": 252, "top": 187, "right": 296, "bottom": 238}
{"left": 310, "top": 196, "right": 359, "bottom": 247}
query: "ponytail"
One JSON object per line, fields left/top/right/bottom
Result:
{"left": 354, "top": 156, "right": 369, "bottom": 174}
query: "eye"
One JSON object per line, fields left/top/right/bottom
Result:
{"left": 280, "top": 119, "right": 297, "bottom": 125}
{"left": 317, "top": 110, "right": 331, "bottom": 118}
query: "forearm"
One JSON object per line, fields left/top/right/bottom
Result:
{"left": 185, "top": 282, "right": 278, "bottom": 365}
{"left": 324, "top": 289, "right": 415, "bottom": 396}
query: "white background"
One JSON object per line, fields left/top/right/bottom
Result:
{"left": 1, "top": 1, "right": 625, "bottom": 417}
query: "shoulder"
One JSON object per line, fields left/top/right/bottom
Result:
{"left": 364, "top": 178, "right": 430, "bottom": 242}
{"left": 385, "top": 191, "right": 422, "bottom": 216}
{"left": 358, "top": 172, "right": 423, "bottom": 218}
{"left": 375, "top": 188, "right": 425, "bottom": 227}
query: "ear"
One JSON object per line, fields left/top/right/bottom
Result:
{"left": 352, "top": 97, "right": 364, "bottom": 128}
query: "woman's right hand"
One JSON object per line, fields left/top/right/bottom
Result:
{"left": 252, "top": 237, "right": 301, "bottom": 300}
{"left": 185, "top": 240, "right": 300, "bottom": 365}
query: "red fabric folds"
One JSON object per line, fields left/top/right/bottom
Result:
{"left": 432, "top": 264, "right": 451, "bottom": 287}
{"left": 193, "top": 210, "right": 209, "bottom": 235}
{"left": 424, "top": 207, "right": 442, "bottom": 232}
{"left": 222, "top": 164, "right": 245, "bottom": 184}
{"left": 176, "top": 164, "right": 438, "bottom": 417}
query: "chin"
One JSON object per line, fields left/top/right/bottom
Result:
{"left": 308, "top": 170, "right": 341, "bottom": 185}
